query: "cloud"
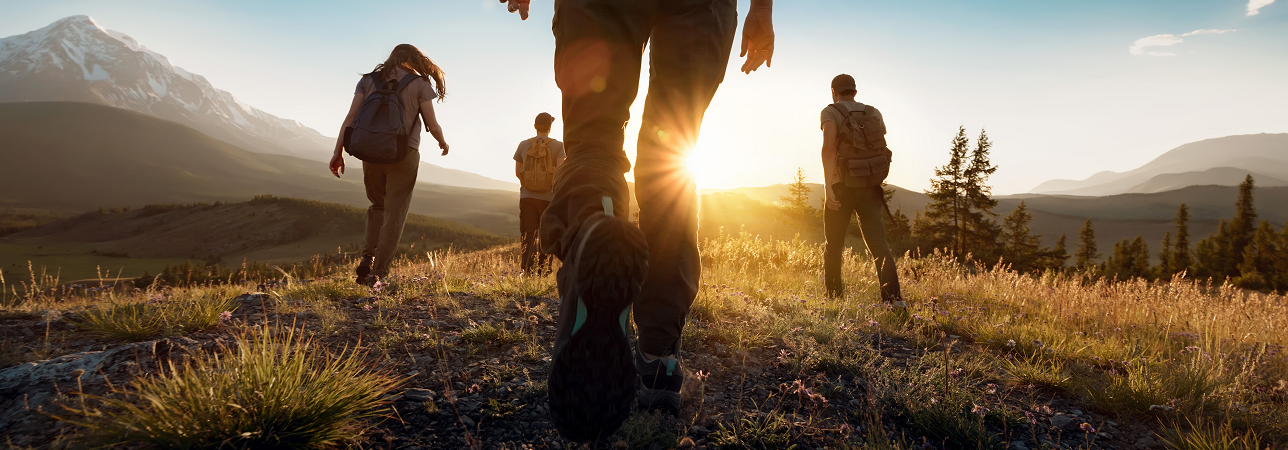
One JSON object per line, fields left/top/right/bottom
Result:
{"left": 1129, "top": 34, "right": 1183, "bottom": 56}
{"left": 1128, "top": 29, "right": 1236, "bottom": 56}
{"left": 1182, "top": 29, "right": 1236, "bottom": 36}
{"left": 1247, "top": 0, "right": 1274, "bottom": 16}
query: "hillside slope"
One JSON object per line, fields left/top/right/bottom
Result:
{"left": 0, "top": 102, "right": 519, "bottom": 235}
{"left": 2, "top": 196, "right": 508, "bottom": 280}
{"left": 1031, "top": 133, "right": 1288, "bottom": 195}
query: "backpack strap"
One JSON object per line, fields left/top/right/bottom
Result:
{"left": 396, "top": 73, "right": 419, "bottom": 93}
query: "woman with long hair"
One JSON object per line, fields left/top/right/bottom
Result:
{"left": 329, "top": 44, "right": 449, "bottom": 284}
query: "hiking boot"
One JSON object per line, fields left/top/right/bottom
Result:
{"left": 355, "top": 254, "right": 375, "bottom": 284}
{"left": 547, "top": 212, "right": 648, "bottom": 442}
{"left": 636, "top": 346, "right": 683, "bottom": 413}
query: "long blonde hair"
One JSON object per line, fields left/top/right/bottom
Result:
{"left": 373, "top": 44, "right": 447, "bottom": 102}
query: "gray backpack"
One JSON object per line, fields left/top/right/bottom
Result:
{"left": 344, "top": 72, "right": 420, "bottom": 164}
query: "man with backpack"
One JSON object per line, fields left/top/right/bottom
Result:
{"left": 820, "top": 74, "right": 903, "bottom": 306}
{"left": 514, "top": 112, "right": 565, "bottom": 275}
{"left": 501, "top": 0, "right": 776, "bottom": 441}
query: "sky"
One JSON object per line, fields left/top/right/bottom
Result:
{"left": 2, "top": 0, "right": 1286, "bottom": 194}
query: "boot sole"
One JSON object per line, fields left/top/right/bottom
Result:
{"left": 548, "top": 216, "right": 648, "bottom": 442}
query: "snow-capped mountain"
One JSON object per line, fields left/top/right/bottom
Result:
{"left": 0, "top": 15, "right": 331, "bottom": 160}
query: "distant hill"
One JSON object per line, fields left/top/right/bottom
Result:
{"left": 0, "top": 102, "right": 520, "bottom": 236}
{"left": 0, "top": 16, "right": 515, "bottom": 191}
{"left": 1, "top": 196, "right": 508, "bottom": 281}
{"left": 701, "top": 183, "right": 930, "bottom": 216}
{"left": 1030, "top": 133, "right": 1288, "bottom": 196}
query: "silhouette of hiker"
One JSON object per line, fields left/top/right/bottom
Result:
{"left": 820, "top": 74, "right": 903, "bottom": 306}
{"left": 514, "top": 112, "right": 566, "bottom": 275}
{"left": 502, "top": 0, "right": 775, "bottom": 441}
{"left": 329, "top": 44, "right": 450, "bottom": 286}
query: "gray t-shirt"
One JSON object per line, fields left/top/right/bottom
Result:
{"left": 355, "top": 68, "right": 438, "bottom": 150}
{"left": 512, "top": 136, "right": 566, "bottom": 201}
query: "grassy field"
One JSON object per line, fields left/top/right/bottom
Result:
{"left": 2, "top": 230, "right": 1284, "bottom": 449}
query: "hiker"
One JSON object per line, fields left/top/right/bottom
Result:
{"left": 502, "top": 0, "right": 776, "bottom": 440}
{"left": 514, "top": 112, "right": 566, "bottom": 275}
{"left": 329, "top": 44, "right": 449, "bottom": 286}
{"left": 820, "top": 74, "right": 904, "bottom": 306}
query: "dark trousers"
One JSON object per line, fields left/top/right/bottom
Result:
{"left": 824, "top": 184, "right": 902, "bottom": 302}
{"left": 540, "top": 0, "right": 737, "bottom": 357}
{"left": 362, "top": 149, "right": 420, "bottom": 277}
{"left": 520, "top": 197, "right": 552, "bottom": 274}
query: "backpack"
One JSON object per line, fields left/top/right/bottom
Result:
{"left": 343, "top": 72, "right": 420, "bottom": 164}
{"left": 831, "top": 103, "right": 893, "bottom": 188}
{"left": 520, "top": 137, "right": 556, "bottom": 192}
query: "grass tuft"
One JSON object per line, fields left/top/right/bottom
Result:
{"left": 74, "top": 291, "right": 236, "bottom": 341}
{"left": 61, "top": 326, "right": 398, "bottom": 449}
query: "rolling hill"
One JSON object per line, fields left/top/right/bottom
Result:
{"left": 0, "top": 102, "right": 520, "bottom": 236}
{"left": 0, "top": 15, "right": 515, "bottom": 191}
{"left": 1030, "top": 133, "right": 1288, "bottom": 196}
{"left": 1, "top": 196, "right": 509, "bottom": 281}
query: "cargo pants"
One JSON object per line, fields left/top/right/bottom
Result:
{"left": 823, "top": 184, "right": 902, "bottom": 302}
{"left": 540, "top": 0, "right": 738, "bottom": 357}
{"left": 362, "top": 149, "right": 420, "bottom": 277}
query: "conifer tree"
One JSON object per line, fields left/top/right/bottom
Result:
{"left": 1001, "top": 201, "right": 1042, "bottom": 272}
{"left": 1074, "top": 220, "right": 1099, "bottom": 272}
{"left": 1172, "top": 204, "right": 1191, "bottom": 275}
{"left": 1042, "top": 234, "right": 1070, "bottom": 272}
{"left": 962, "top": 129, "right": 1002, "bottom": 262}
{"left": 781, "top": 167, "right": 816, "bottom": 219}
{"left": 1157, "top": 231, "right": 1173, "bottom": 279}
{"left": 917, "top": 127, "right": 971, "bottom": 257}
{"left": 1103, "top": 236, "right": 1150, "bottom": 280}
{"left": 1193, "top": 176, "right": 1258, "bottom": 281}
{"left": 1235, "top": 220, "right": 1285, "bottom": 292}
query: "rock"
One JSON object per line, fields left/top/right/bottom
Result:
{"left": 235, "top": 292, "right": 270, "bottom": 306}
{"left": 689, "top": 426, "right": 710, "bottom": 436}
{"left": 1098, "top": 432, "right": 1114, "bottom": 440}
{"left": 1049, "top": 414, "right": 1078, "bottom": 431}
{"left": 404, "top": 388, "right": 436, "bottom": 401}
{"left": 459, "top": 415, "right": 476, "bottom": 428}
{"left": 1134, "top": 436, "right": 1159, "bottom": 448}
{"left": 1070, "top": 408, "right": 1083, "bottom": 416}
{"left": 713, "top": 392, "right": 726, "bottom": 402}
{"left": 1009, "top": 441, "right": 1029, "bottom": 450}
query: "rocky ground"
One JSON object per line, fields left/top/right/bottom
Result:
{"left": 0, "top": 284, "right": 1183, "bottom": 449}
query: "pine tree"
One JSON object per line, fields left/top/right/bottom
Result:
{"left": 1193, "top": 176, "right": 1258, "bottom": 281}
{"left": 1001, "top": 201, "right": 1042, "bottom": 272}
{"left": 917, "top": 127, "right": 971, "bottom": 257}
{"left": 1103, "top": 236, "right": 1150, "bottom": 280}
{"left": 885, "top": 208, "right": 914, "bottom": 256}
{"left": 1172, "top": 204, "right": 1191, "bottom": 275}
{"left": 1074, "top": 220, "right": 1099, "bottom": 272}
{"left": 781, "top": 167, "right": 816, "bottom": 219}
{"left": 1041, "top": 234, "right": 1070, "bottom": 272}
{"left": 1234, "top": 221, "right": 1284, "bottom": 292}
{"left": 1157, "top": 231, "right": 1173, "bottom": 280}
{"left": 961, "top": 129, "right": 1002, "bottom": 262}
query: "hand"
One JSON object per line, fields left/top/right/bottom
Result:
{"left": 329, "top": 153, "right": 345, "bottom": 178}
{"left": 439, "top": 141, "right": 450, "bottom": 156}
{"left": 740, "top": 5, "right": 774, "bottom": 74}
{"left": 826, "top": 189, "right": 840, "bottom": 210}
{"left": 500, "top": 0, "right": 531, "bottom": 20}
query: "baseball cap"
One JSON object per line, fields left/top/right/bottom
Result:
{"left": 831, "top": 74, "right": 857, "bottom": 94}
{"left": 535, "top": 112, "right": 555, "bottom": 126}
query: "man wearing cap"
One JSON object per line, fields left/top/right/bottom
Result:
{"left": 514, "top": 112, "right": 566, "bottom": 274}
{"left": 820, "top": 74, "right": 903, "bottom": 306}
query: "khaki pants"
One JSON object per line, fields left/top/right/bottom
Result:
{"left": 824, "top": 184, "right": 902, "bottom": 302}
{"left": 362, "top": 149, "right": 419, "bottom": 277}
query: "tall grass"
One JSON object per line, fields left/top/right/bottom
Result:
{"left": 62, "top": 326, "right": 399, "bottom": 449}
{"left": 74, "top": 289, "right": 238, "bottom": 341}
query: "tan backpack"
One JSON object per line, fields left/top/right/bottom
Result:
{"left": 520, "top": 137, "right": 555, "bottom": 192}
{"left": 832, "top": 103, "right": 893, "bottom": 188}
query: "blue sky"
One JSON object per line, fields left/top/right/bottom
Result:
{"left": 3, "top": 0, "right": 1286, "bottom": 193}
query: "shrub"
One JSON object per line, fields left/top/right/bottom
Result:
{"left": 63, "top": 327, "right": 398, "bottom": 449}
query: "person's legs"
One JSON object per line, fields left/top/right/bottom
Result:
{"left": 823, "top": 184, "right": 854, "bottom": 298}
{"left": 852, "top": 186, "right": 903, "bottom": 302}
{"left": 370, "top": 150, "right": 420, "bottom": 277}
{"left": 544, "top": 0, "right": 656, "bottom": 441}
{"left": 362, "top": 161, "right": 388, "bottom": 260}
{"left": 633, "top": 0, "right": 737, "bottom": 359}
{"left": 519, "top": 198, "right": 547, "bottom": 273}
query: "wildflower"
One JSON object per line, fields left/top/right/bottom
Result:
{"left": 1006, "top": 340, "right": 1016, "bottom": 347}
{"left": 869, "top": 320, "right": 880, "bottom": 327}
{"left": 839, "top": 423, "right": 851, "bottom": 436}
{"left": 986, "top": 383, "right": 998, "bottom": 394}
{"left": 948, "top": 368, "right": 962, "bottom": 379}
{"left": 694, "top": 370, "right": 709, "bottom": 382}
{"left": 1024, "top": 411, "right": 1037, "bottom": 424}
{"left": 468, "top": 384, "right": 482, "bottom": 394}
{"left": 929, "top": 397, "right": 938, "bottom": 405}
{"left": 790, "top": 327, "right": 803, "bottom": 333}
{"left": 971, "top": 404, "right": 987, "bottom": 416}
{"left": 219, "top": 311, "right": 232, "bottom": 321}
{"left": 1080, "top": 423, "right": 1095, "bottom": 433}
{"left": 372, "top": 280, "right": 388, "bottom": 292}
{"left": 1039, "top": 405, "right": 1053, "bottom": 415}
{"left": 1032, "top": 339, "right": 1044, "bottom": 348}
{"left": 363, "top": 304, "right": 372, "bottom": 311}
